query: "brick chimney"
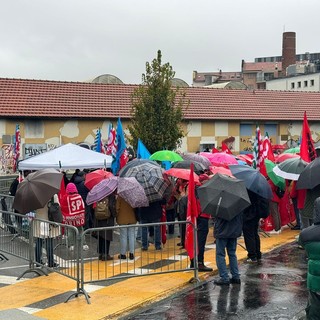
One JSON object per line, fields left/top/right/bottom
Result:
{"left": 282, "top": 32, "right": 296, "bottom": 76}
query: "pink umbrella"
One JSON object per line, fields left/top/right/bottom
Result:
{"left": 200, "top": 152, "right": 238, "bottom": 168}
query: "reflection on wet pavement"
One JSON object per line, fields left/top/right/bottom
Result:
{"left": 122, "top": 242, "right": 308, "bottom": 320}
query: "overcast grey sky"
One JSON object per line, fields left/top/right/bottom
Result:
{"left": 1, "top": 0, "right": 318, "bottom": 85}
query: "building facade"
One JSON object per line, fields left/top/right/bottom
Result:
{"left": 1, "top": 78, "right": 320, "bottom": 174}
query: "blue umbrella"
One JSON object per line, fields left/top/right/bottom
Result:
{"left": 229, "top": 164, "right": 273, "bottom": 200}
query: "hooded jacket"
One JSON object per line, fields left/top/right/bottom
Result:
{"left": 299, "top": 197, "right": 320, "bottom": 293}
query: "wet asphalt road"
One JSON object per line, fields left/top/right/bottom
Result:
{"left": 121, "top": 242, "right": 308, "bottom": 320}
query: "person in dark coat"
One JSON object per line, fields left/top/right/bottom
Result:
{"left": 139, "top": 200, "right": 164, "bottom": 250}
{"left": 214, "top": 211, "right": 243, "bottom": 285}
{"left": 299, "top": 197, "right": 320, "bottom": 319}
{"left": 95, "top": 192, "right": 116, "bottom": 261}
{"left": 242, "top": 190, "right": 269, "bottom": 263}
{"left": 74, "top": 171, "right": 92, "bottom": 229}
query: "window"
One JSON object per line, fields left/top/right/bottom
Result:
{"left": 297, "top": 81, "right": 301, "bottom": 88}
{"left": 291, "top": 83, "right": 295, "bottom": 89}
{"left": 304, "top": 81, "right": 308, "bottom": 87}
{"left": 310, "top": 79, "right": 315, "bottom": 86}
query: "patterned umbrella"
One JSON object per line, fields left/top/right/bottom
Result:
{"left": 118, "top": 159, "right": 160, "bottom": 177}
{"left": 117, "top": 177, "right": 149, "bottom": 208}
{"left": 120, "top": 162, "right": 172, "bottom": 203}
{"left": 182, "top": 153, "right": 211, "bottom": 169}
{"left": 86, "top": 177, "right": 118, "bottom": 205}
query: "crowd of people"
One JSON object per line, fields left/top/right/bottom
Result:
{"left": 9, "top": 153, "right": 320, "bottom": 319}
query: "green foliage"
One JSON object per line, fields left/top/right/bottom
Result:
{"left": 128, "top": 50, "right": 188, "bottom": 154}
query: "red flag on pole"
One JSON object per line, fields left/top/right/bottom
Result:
{"left": 259, "top": 133, "right": 275, "bottom": 177}
{"left": 300, "top": 111, "right": 316, "bottom": 163}
{"left": 221, "top": 142, "right": 233, "bottom": 154}
{"left": 185, "top": 163, "right": 199, "bottom": 260}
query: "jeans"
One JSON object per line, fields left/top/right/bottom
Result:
{"left": 292, "top": 198, "right": 301, "bottom": 228}
{"left": 120, "top": 225, "right": 136, "bottom": 255}
{"left": 35, "top": 237, "right": 54, "bottom": 267}
{"left": 215, "top": 238, "right": 239, "bottom": 282}
{"left": 141, "top": 218, "right": 161, "bottom": 249}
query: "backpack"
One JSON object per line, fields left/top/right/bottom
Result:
{"left": 95, "top": 197, "right": 111, "bottom": 220}
{"left": 47, "top": 198, "right": 63, "bottom": 223}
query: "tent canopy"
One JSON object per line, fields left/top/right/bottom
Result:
{"left": 18, "top": 143, "right": 113, "bottom": 171}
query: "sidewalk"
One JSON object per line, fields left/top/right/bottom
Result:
{"left": 0, "top": 228, "right": 300, "bottom": 320}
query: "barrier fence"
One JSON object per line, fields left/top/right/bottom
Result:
{"left": 0, "top": 193, "right": 199, "bottom": 304}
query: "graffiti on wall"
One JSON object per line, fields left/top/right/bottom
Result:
{"left": 0, "top": 144, "right": 14, "bottom": 174}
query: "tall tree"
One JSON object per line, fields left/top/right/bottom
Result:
{"left": 128, "top": 50, "right": 188, "bottom": 154}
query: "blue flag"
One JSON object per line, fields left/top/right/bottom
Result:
{"left": 94, "top": 128, "right": 102, "bottom": 153}
{"left": 111, "top": 118, "right": 127, "bottom": 175}
{"left": 137, "top": 139, "right": 151, "bottom": 159}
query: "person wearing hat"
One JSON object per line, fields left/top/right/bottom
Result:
{"left": 60, "top": 183, "right": 88, "bottom": 251}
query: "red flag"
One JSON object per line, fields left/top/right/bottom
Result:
{"left": 185, "top": 163, "right": 199, "bottom": 260}
{"left": 300, "top": 111, "right": 316, "bottom": 163}
{"left": 221, "top": 142, "right": 233, "bottom": 154}
{"left": 259, "top": 133, "right": 275, "bottom": 177}
{"left": 211, "top": 147, "right": 219, "bottom": 153}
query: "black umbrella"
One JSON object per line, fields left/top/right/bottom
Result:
{"left": 172, "top": 160, "right": 206, "bottom": 175}
{"left": 296, "top": 157, "right": 320, "bottom": 189}
{"left": 12, "top": 169, "right": 63, "bottom": 214}
{"left": 229, "top": 164, "right": 273, "bottom": 199}
{"left": 197, "top": 173, "right": 251, "bottom": 221}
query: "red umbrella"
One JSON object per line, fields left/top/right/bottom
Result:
{"left": 275, "top": 153, "right": 300, "bottom": 163}
{"left": 210, "top": 166, "right": 234, "bottom": 177}
{"left": 165, "top": 168, "right": 200, "bottom": 184}
{"left": 200, "top": 152, "right": 238, "bottom": 168}
{"left": 84, "top": 169, "right": 114, "bottom": 190}
{"left": 235, "top": 154, "right": 253, "bottom": 166}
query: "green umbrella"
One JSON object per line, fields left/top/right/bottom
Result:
{"left": 265, "top": 159, "right": 286, "bottom": 190}
{"left": 150, "top": 150, "right": 183, "bottom": 162}
{"left": 283, "top": 146, "right": 300, "bottom": 154}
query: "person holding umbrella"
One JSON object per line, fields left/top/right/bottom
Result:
{"left": 60, "top": 183, "right": 88, "bottom": 251}
{"left": 116, "top": 195, "right": 137, "bottom": 260}
{"left": 34, "top": 194, "right": 60, "bottom": 268}
{"left": 242, "top": 190, "right": 269, "bottom": 263}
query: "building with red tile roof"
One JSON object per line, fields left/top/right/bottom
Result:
{"left": 1, "top": 77, "right": 320, "bottom": 173}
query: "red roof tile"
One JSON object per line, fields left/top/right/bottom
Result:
{"left": 1, "top": 78, "right": 320, "bottom": 121}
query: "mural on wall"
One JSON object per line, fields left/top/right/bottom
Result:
{"left": 0, "top": 144, "right": 14, "bottom": 174}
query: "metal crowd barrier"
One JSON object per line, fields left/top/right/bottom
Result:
{"left": 0, "top": 194, "right": 198, "bottom": 304}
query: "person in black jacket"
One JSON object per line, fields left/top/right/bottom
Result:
{"left": 242, "top": 190, "right": 269, "bottom": 263}
{"left": 74, "top": 171, "right": 92, "bottom": 229}
{"left": 214, "top": 211, "right": 243, "bottom": 286}
{"left": 139, "top": 200, "right": 165, "bottom": 250}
